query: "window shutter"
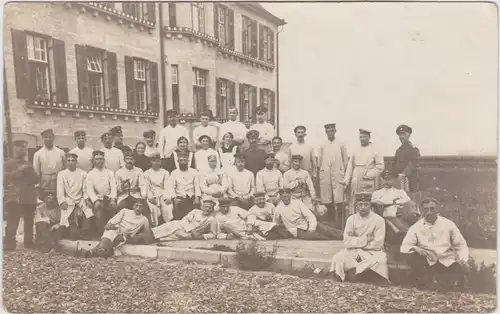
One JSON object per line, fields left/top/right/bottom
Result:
{"left": 122, "top": 3, "right": 132, "bottom": 14}
{"left": 213, "top": 4, "right": 219, "bottom": 40}
{"left": 228, "top": 9, "right": 234, "bottom": 50}
{"left": 230, "top": 80, "right": 235, "bottom": 110}
{"left": 106, "top": 51, "right": 119, "bottom": 108}
{"left": 250, "top": 86, "right": 257, "bottom": 122}
{"left": 125, "top": 56, "right": 136, "bottom": 110}
{"left": 168, "top": 3, "right": 177, "bottom": 27}
{"left": 11, "top": 29, "right": 30, "bottom": 99}
{"left": 146, "top": 2, "right": 156, "bottom": 23}
{"left": 259, "top": 88, "right": 264, "bottom": 108}
{"left": 150, "top": 61, "right": 159, "bottom": 113}
{"left": 239, "top": 83, "right": 244, "bottom": 121}
{"left": 259, "top": 25, "right": 264, "bottom": 61}
{"left": 215, "top": 77, "right": 221, "bottom": 117}
{"left": 270, "top": 30, "right": 275, "bottom": 64}
{"left": 250, "top": 21, "right": 258, "bottom": 58}
{"left": 52, "top": 38, "right": 68, "bottom": 103}
{"left": 75, "top": 45, "right": 90, "bottom": 105}
{"left": 270, "top": 91, "right": 276, "bottom": 125}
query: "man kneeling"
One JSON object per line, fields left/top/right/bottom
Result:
{"left": 79, "top": 199, "right": 150, "bottom": 258}
{"left": 330, "top": 193, "right": 388, "bottom": 283}
{"left": 147, "top": 198, "right": 217, "bottom": 243}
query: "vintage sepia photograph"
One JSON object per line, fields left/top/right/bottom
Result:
{"left": 2, "top": 1, "right": 497, "bottom": 312}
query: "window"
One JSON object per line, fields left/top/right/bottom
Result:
{"left": 12, "top": 29, "right": 68, "bottom": 102}
{"left": 168, "top": 3, "right": 177, "bottom": 27}
{"left": 216, "top": 78, "right": 235, "bottom": 119}
{"left": 214, "top": 4, "right": 234, "bottom": 49}
{"left": 239, "top": 84, "right": 257, "bottom": 122}
{"left": 86, "top": 49, "right": 105, "bottom": 107}
{"left": 171, "top": 64, "right": 180, "bottom": 112}
{"left": 259, "top": 26, "right": 275, "bottom": 64}
{"left": 193, "top": 67, "right": 208, "bottom": 115}
{"left": 75, "top": 45, "right": 118, "bottom": 108}
{"left": 260, "top": 88, "right": 276, "bottom": 124}
{"left": 122, "top": 2, "right": 156, "bottom": 22}
{"left": 191, "top": 3, "right": 205, "bottom": 33}
{"left": 125, "top": 56, "right": 159, "bottom": 112}
{"left": 242, "top": 16, "right": 257, "bottom": 58}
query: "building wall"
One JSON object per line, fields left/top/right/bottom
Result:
{"left": 3, "top": 2, "right": 164, "bottom": 149}
{"left": 162, "top": 3, "right": 279, "bottom": 124}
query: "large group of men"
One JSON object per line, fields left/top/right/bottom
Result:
{"left": 4, "top": 105, "right": 470, "bottom": 290}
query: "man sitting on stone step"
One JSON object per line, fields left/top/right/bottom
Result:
{"left": 329, "top": 193, "right": 389, "bottom": 283}
{"left": 34, "top": 191, "right": 64, "bottom": 253}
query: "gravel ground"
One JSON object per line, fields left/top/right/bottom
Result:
{"left": 3, "top": 250, "right": 496, "bottom": 313}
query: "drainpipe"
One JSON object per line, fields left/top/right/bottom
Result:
{"left": 159, "top": 3, "right": 168, "bottom": 127}
{"left": 276, "top": 25, "right": 284, "bottom": 137}
{"left": 4, "top": 65, "right": 13, "bottom": 158}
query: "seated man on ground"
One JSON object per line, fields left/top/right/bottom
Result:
{"left": 57, "top": 153, "right": 93, "bottom": 240}
{"left": 283, "top": 155, "right": 318, "bottom": 214}
{"left": 115, "top": 151, "right": 147, "bottom": 210}
{"left": 274, "top": 188, "right": 342, "bottom": 240}
{"left": 371, "top": 171, "right": 420, "bottom": 245}
{"left": 225, "top": 153, "right": 255, "bottom": 210}
{"left": 249, "top": 193, "right": 293, "bottom": 239}
{"left": 400, "top": 197, "right": 469, "bottom": 291}
{"left": 86, "top": 150, "right": 118, "bottom": 236}
{"left": 146, "top": 198, "right": 218, "bottom": 243}
{"left": 164, "top": 151, "right": 201, "bottom": 221}
{"left": 215, "top": 197, "right": 289, "bottom": 240}
{"left": 330, "top": 193, "right": 388, "bottom": 283}
{"left": 79, "top": 199, "right": 151, "bottom": 258}
{"left": 34, "top": 191, "right": 64, "bottom": 253}
{"left": 256, "top": 153, "right": 284, "bottom": 206}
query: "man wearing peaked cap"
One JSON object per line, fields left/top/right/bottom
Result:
{"left": 143, "top": 130, "right": 159, "bottom": 158}
{"left": 394, "top": 124, "right": 420, "bottom": 193}
{"left": 33, "top": 128, "right": 66, "bottom": 193}
{"left": 100, "top": 130, "right": 125, "bottom": 173}
{"left": 241, "top": 129, "right": 267, "bottom": 176}
{"left": 289, "top": 124, "right": 317, "bottom": 181}
{"left": 110, "top": 126, "right": 132, "bottom": 154}
{"left": 256, "top": 151, "right": 283, "bottom": 206}
{"left": 70, "top": 130, "right": 94, "bottom": 172}
{"left": 330, "top": 191, "right": 389, "bottom": 283}
{"left": 283, "top": 152, "right": 318, "bottom": 214}
{"left": 250, "top": 105, "right": 275, "bottom": 152}
{"left": 115, "top": 146, "right": 146, "bottom": 211}
{"left": 343, "top": 127, "right": 384, "bottom": 218}
{"left": 319, "top": 121, "right": 348, "bottom": 227}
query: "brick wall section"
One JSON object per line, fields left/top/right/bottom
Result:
{"left": 4, "top": 3, "right": 164, "bottom": 149}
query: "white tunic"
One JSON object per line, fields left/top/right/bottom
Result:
{"left": 401, "top": 216, "right": 469, "bottom": 266}
{"left": 218, "top": 120, "right": 248, "bottom": 143}
{"left": 330, "top": 211, "right": 388, "bottom": 281}
{"left": 256, "top": 168, "right": 283, "bottom": 197}
{"left": 194, "top": 148, "right": 221, "bottom": 173}
{"left": 115, "top": 166, "right": 146, "bottom": 203}
{"left": 144, "top": 168, "right": 170, "bottom": 226}
{"left": 166, "top": 168, "right": 201, "bottom": 198}
{"left": 249, "top": 202, "right": 275, "bottom": 222}
{"left": 33, "top": 146, "right": 66, "bottom": 190}
{"left": 250, "top": 122, "right": 274, "bottom": 151}
{"left": 102, "top": 208, "right": 149, "bottom": 241}
{"left": 199, "top": 169, "right": 226, "bottom": 198}
{"left": 151, "top": 209, "right": 216, "bottom": 240}
{"left": 69, "top": 146, "right": 94, "bottom": 173}
{"left": 214, "top": 206, "right": 272, "bottom": 239}
{"left": 56, "top": 168, "right": 93, "bottom": 226}
{"left": 193, "top": 125, "right": 218, "bottom": 146}
{"left": 371, "top": 187, "right": 411, "bottom": 217}
{"left": 86, "top": 168, "right": 117, "bottom": 203}
{"left": 158, "top": 125, "right": 189, "bottom": 158}
{"left": 274, "top": 199, "right": 317, "bottom": 237}
{"left": 225, "top": 168, "right": 255, "bottom": 198}
{"left": 144, "top": 145, "right": 159, "bottom": 158}
{"left": 100, "top": 146, "right": 125, "bottom": 173}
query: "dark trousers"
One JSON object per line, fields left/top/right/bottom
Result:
{"left": 35, "top": 222, "right": 63, "bottom": 253}
{"left": 4, "top": 202, "right": 35, "bottom": 249}
{"left": 407, "top": 253, "right": 466, "bottom": 290}
{"left": 296, "top": 228, "right": 331, "bottom": 240}
{"left": 265, "top": 225, "right": 294, "bottom": 240}
{"left": 325, "top": 203, "right": 347, "bottom": 230}
{"left": 93, "top": 198, "right": 118, "bottom": 236}
{"left": 172, "top": 196, "right": 195, "bottom": 220}
{"left": 316, "top": 221, "right": 343, "bottom": 240}
{"left": 231, "top": 198, "right": 253, "bottom": 210}
{"left": 66, "top": 210, "right": 93, "bottom": 241}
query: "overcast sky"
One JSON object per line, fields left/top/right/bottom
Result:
{"left": 263, "top": 2, "right": 498, "bottom": 156}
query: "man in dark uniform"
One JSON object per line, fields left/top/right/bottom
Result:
{"left": 110, "top": 126, "right": 132, "bottom": 154}
{"left": 241, "top": 130, "right": 267, "bottom": 176}
{"left": 393, "top": 124, "right": 420, "bottom": 193}
{"left": 4, "top": 140, "right": 40, "bottom": 250}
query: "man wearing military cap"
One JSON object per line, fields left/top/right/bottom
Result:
{"left": 143, "top": 130, "right": 159, "bottom": 158}
{"left": 110, "top": 126, "right": 132, "bottom": 154}
{"left": 256, "top": 152, "right": 283, "bottom": 206}
{"left": 115, "top": 150, "right": 147, "bottom": 211}
{"left": 283, "top": 154, "right": 318, "bottom": 214}
{"left": 343, "top": 128, "right": 384, "bottom": 219}
{"left": 69, "top": 130, "right": 94, "bottom": 172}
{"left": 100, "top": 131, "right": 125, "bottom": 173}
{"left": 330, "top": 192, "right": 388, "bottom": 283}
{"left": 250, "top": 106, "right": 275, "bottom": 152}
{"left": 288, "top": 125, "right": 317, "bottom": 181}
{"left": 318, "top": 123, "right": 348, "bottom": 226}
{"left": 241, "top": 129, "right": 267, "bottom": 176}
{"left": 4, "top": 140, "right": 39, "bottom": 250}
{"left": 33, "top": 128, "right": 66, "bottom": 193}
{"left": 393, "top": 124, "right": 420, "bottom": 193}
{"left": 56, "top": 152, "right": 94, "bottom": 240}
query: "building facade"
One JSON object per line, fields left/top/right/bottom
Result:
{"left": 3, "top": 2, "right": 284, "bottom": 153}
